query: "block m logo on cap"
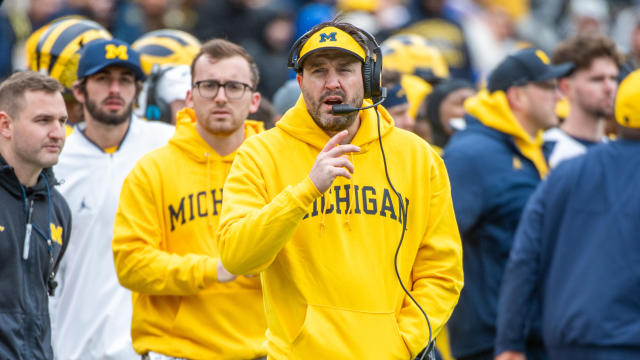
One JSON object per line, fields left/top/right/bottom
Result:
{"left": 319, "top": 32, "right": 337, "bottom": 43}
{"left": 105, "top": 44, "right": 128, "bottom": 60}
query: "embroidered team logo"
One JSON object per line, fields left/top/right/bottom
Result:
{"left": 535, "top": 50, "right": 550, "bottom": 64}
{"left": 513, "top": 156, "right": 523, "bottom": 170}
{"left": 50, "top": 223, "right": 63, "bottom": 245}
{"left": 319, "top": 32, "right": 337, "bottom": 43}
{"left": 105, "top": 44, "right": 128, "bottom": 60}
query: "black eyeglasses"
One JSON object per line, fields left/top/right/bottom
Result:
{"left": 193, "top": 80, "right": 253, "bottom": 99}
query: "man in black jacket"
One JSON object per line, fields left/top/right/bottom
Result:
{"left": 0, "top": 71, "right": 72, "bottom": 359}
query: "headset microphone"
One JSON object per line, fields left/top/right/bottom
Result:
{"left": 331, "top": 88, "right": 387, "bottom": 115}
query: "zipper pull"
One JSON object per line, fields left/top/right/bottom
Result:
{"left": 22, "top": 200, "right": 34, "bottom": 260}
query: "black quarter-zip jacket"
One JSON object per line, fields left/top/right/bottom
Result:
{"left": 0, "top": 154, "right": 71, "bottom": 360}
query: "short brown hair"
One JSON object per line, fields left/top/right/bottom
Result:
{"left": 0, "top": 71, "right": 63, "bottom": 118}
{"left": 552, "top": 34, "right": 624, "bottom": 74}
{"left": 293, "top": 19, "right": 371, "bottom": 73}
{"left": 190, "top": 39, "right": 260, "bottom": 89}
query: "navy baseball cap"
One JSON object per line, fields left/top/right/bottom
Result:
{"left": 487, "top": 48, "right": 574, "bottom": 93}
{"left": 77, "top": 39, "right": 146, "bottom": 81}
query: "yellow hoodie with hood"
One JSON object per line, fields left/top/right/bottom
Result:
{"left": 217, "top": 96, "right": 464, "bottom": 359}
{"left": 112, "top": 109, "right": 267, "bottom": 359}
{"left": 465, "top": 89, "right": 549, "bottom": 178}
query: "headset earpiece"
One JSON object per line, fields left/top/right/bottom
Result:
{"left": 362, "top": 56, "right": 374, "bottom": 99}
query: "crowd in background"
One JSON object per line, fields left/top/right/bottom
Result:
{"left": 1, "top": 1, "right": 640, "bottom": 360}
{"left": 4, "top": 0, "right": 640, "bottom": 95}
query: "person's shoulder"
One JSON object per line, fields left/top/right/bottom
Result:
{"left": 445, "top": 126, "right": 506, "bottom": 159}
{"left": 387, "top": 127, "right": 437, "bottom": 156}
{"left": 241, "top": 126, "right": 289, "bottom": 152}
{"left": 49, "top": 186, "right": 72, "bottom": 219}
{"left": 131, "top": 117, "right": 175, "bottom": 135}
{"left": 132, "top": 142, "right": 173, "bottom": 170}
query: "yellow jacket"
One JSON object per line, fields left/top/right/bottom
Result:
{"left": 217, "top": 96, "right": 463, "bottom": 359}
{"left": 112, "top": 109, "right": 267, "bottom": 359}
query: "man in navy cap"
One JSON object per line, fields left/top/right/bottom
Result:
{"left": 495, "top": 68, "right": 640, "bottom": 360}
{"left": 443, "top": 48, "right": 573, "bottom": 360}
{"left": 48, "top": 39, "right": 174, "bottom": 360}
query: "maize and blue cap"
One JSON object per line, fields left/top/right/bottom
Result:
{"left": 295, "top": 26, "right": 366, "bottom": 70}
{"left": 77, "top": 39, "right": 146, "bottom": 81}
{"left": 487, "top": 48, "right": 574, "bottom": 93}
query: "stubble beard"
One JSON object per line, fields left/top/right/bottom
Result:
{"left": 85, "top": 96, "right": 133, "bottom": 126}
{"left": 307, "top": 90, "right": 362, "bottom": 133}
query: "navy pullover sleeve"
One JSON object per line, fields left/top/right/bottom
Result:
{"left": 443, "top": 149, "right": 485, "bottom": 233}
{"left": 495, "top": 181, "right": 546, "bottom": 355}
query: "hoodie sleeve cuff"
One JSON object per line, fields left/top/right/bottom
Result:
{"left": 289, "top": 176, "right": 322, "bottom": 209}
{"left": 203, "top": 257, "right": 218, "bottom": 286}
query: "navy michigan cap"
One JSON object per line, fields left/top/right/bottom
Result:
{"left": 487, "top": 48, "right": 574, "bottom": 93}
{"left": 77, "top": 38, "right": 146, "bottom": 81}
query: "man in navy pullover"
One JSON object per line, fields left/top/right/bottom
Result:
{"left": 495, "top": 68, "right": 640, "bottom": 360}
{"left": 444, "top": 48, "right": 572, "bottom": 360}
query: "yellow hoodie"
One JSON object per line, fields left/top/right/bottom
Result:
{"left": 112, "top": 109, "right": 267, "bottom": 359}
{"left": 465, "top": 89, "right": 549, "bottom": 178}
{"left": 217, "top": 96, "right": 463, "bottom": 359}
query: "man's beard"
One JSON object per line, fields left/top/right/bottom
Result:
{"left": 306, "top": 90, "right": 361, "bottom": 132}
{"left": 85, "top": 96, "right": 133, "bottom": 126}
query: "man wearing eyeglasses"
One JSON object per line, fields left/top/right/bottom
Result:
{"left": 442, "top": 48, "right": 573, "bottom": 360}
{"left": 112, "top": 38, "right": 267, "bottom": 360}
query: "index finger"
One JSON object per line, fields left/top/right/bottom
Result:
{"left": 322, "top": 130, "right": 349, "bottom": 152}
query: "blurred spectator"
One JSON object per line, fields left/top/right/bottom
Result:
{"left": 544, "top": 33, "right": 623, "bottom": 168}
{"left": 444, "top": 48, "right": 572, "bottom": 360}
{"left": 272, "top": 78, "right": 300, "bottom": 121}
{"left": 0, "top": 9, "right": 16, "bottom": 79}
{"left": 463, "top": 4, "right": 532, "bottom": 83}
{"left": 244, "top": 12, "right": 295, "bottom": 99}
{"left": 248, "top": 97, "right": 276, "bottom": 129}
{"left": 192, "top": 0, "right": 274, "bottom": 46}
{"left": 381, "top": 69, "right": 414, "bottom": 131}
{"left": 294, "top": 2, "right": 335, "bottom": 39}
{"left": 421, "top": 78, "right": 475, "bottom": 151}
{"left": 397, "top": 0, "right": 475, "bottom": 81}
{"left": 24, "top": 17, "right": 113, "bottom": 124}
{"left": 381, "top": 34, "right": 450, "bottom": 120}
{"left": 495, "top": 68, "right": 640, "bottom": 360}
{"left": 131, "top": 29, "right": 201, "bottom": 75}
{"left": 566, "top": 0, "right": 609, "bottom": 36}
{"left": 137, "top": 64, "right": 191, "bottom": 124}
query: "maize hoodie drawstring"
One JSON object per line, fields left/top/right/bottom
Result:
{"left": 345, "top": 153, "right": 355, "bottom": 231}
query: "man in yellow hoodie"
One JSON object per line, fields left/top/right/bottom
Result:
{"left": 216, "top": 21, "right": 464, "bottom": 360}
{"left": 443, "top": 48, "right": 573, "bottom": 360}
{"left": 112, "top": 39, "right": 267, "bottom": 359}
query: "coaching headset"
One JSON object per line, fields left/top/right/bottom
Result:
{"left": 287, "top": 24, "right": 435, "bottom": 360}
{"left": 287, "top": 25, "right": 383, "bottom": 101}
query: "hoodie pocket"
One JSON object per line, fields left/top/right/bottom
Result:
{"left": 291, "top": 304, "right": 410, "bottom": 360}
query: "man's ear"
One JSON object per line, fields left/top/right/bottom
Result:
{"left": 558, "top": 77, "right": 571, "bottom": 97}
{"left": 185, "top": 89, "right": 194, "bottom": 109}
{"left": 248, "top": 91, "right": 261, "bottom": 114}
{"left": 72, "top": 81, "right": 85, "bottom": 105}
{"left": 0, "top": 111, "right": 13, "bottom": 140}
{"left": 505, "top": 86, "right": 525, "bottom": 111}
